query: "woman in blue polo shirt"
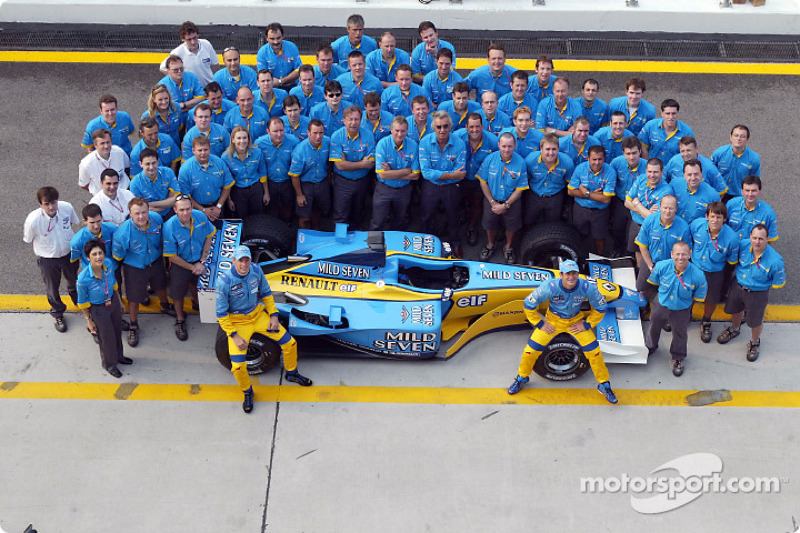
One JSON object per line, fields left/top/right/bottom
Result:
{"left": 77, "top": 239, "right": 131, "bottom": 378}
{"left": 222, "top": 126, "right": 268, "bottom": 220}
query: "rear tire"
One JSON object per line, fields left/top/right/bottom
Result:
{"left": 215, "top": 326, "right": 281, "bottom": 375}
{"left": 519, "top": 222, "right": 587, "bottom": 270}
{"left": 240, "top": 214, "right": 295, "bottom": 263}
{"left": 533, "top": 333, "right": 590, "bottom": 381}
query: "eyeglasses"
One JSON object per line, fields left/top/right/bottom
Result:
{"left": 434, "top": 124, "right": 451, "bottom": 130}
{"left": 175, "top": 194, "right": 191, "bottom": 202}
{"left": 223, "top": 46, "right": 239, "bottom": 53}
{"left": 327, "top": 93, "right": 342, "bottom": 97}
{"left": 170, "top": 67, "right": 184, "bottom": 73}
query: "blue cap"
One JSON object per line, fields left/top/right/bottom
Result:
{"left": 559, "top": 260, "right": 579, "bottom": 273}
{"left": 233, "top": 246, "right": 251, "bottom": 260}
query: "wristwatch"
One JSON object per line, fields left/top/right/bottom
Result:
{"left": 504, "top": 202, "right": 511, "bottom": 209}
{"left": 584, "top": 190, "right": 590, "bottom": 199}
{"left": 216, "top": 203, "right": 223, "bottom": 209}
{"left": 277, "top": 77, "right": 283, "bottom": 86}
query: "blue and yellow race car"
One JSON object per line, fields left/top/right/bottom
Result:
{"left": 199, "top": 216, "right": 648, "bottom": 381}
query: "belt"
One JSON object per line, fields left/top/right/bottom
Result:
{"left": 741, "top": 286, "right": 767, "bottom": 293}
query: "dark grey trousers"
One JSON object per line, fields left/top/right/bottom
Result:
{"left": 646, "top": 300, "right": 692, "bottom": 361}
{"left": 37, "top": 254, "right": 78, "bottom": 317}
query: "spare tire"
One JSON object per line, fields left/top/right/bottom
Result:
{"left": 240, "top": 214, "right": 295, "bottom": 263}
{"left": 533, "top": 333, "right": 590, "bottom": 381}
{"left": 519, "top": 222, "right": 587, "bottom": 271}
{"left": 215, "top": 326, "right": 281, "bottom": 375}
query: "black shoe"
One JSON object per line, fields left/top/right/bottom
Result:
{"left": 647, "top": 345, "right": 657, "bottom": 356}
{"left": 717, "top": 325, "right": 740, "bottom": 344}
{"left": 54, "top": 316, "right": 67, "bottom": 333}
{"left": 160, "top": 302, "right": 177, "bottom": 317}
{"left": 285, "top": 370, "right": 313, "bottom": 386}
{"left": 700, "top": 321, "right": 712, "bottom": 343}
{"left": 174, "top": 320, "right": 188, "bottom": 341}
{"left": 120, "top": 319, "right": 130, "bottom": 332}
{"left": 107, "top": 366, "right": 122, "bottom": 378}
{"left": 142, "top": 297, "right": 151, "bottom": 307}
{"left": 243, "top": 388, "right": 254, "bottom": 413}
{"left": 746, "top": 340, "right": 760, "bottom": 362}
{"left": 662, "top": 321, "right": 672, "bottom": 333}
{"left": 672, "top": 359, "right": 684, "bottom": 377}
{"left": 127, "top": 323, "right": 139, "bottom": 347}
{"left": 118, "top": 356, "right": 133, "bottom": 365}
{"left": 480, "top": 245, "right": 495, "bottom": 261}
{"left": 467, "top": 229, "right": 479, "bottom": 246}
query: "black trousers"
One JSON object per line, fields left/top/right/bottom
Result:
{"left": 90, "top": 294, "right": 124, "bottom": 370}
{"left": 37, "top": 254, "right": 78, "bottom": 317}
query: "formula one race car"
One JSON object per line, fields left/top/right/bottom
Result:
{"left": 199, "top": 215, "right": 649, "bottom": 381}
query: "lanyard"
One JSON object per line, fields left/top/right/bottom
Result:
{"left": 675, "top": 269, "right": 688, "bottom": 290}
{"left": 108, "top": 197, "right": 124, "bottom": 213}
{"left": 43, "top": 212, "right": 58, "bottom": 236}
{"left": 94, "top": 152, "right": 111, "bottom": 169}
{"left": 708, "top": 229, "right": 721, "bottom": 253}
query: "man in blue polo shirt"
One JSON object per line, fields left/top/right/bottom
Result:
{"left": 411, "top": 21, "right": 457, "bottom": 84}
{"left": 71, "top": 203, "right": 117, "bottom": 271}
{"left": 82, "top": 94, "right": 135, "bottom": 155}
{"left": 253, "top": 70, "right": 288, "bottom": 120}
{"left": 501, "top": 106, "right": 543, "bottom": 159}
{"left": 255, "top": 117, "right": 299, "bottom": 223}
{"left": 454, "top": 114, "right": 498, "bottom": 247}
{"left": 439, "top": 82, "right": 481, "bottom": 132}
{"left": 178, "top": 136, "right": 234, "bottom": 224}
{"left": 574, "top": 79, "right": 609, "bottom": 135}
{"left": 690, "top": 201, "right": 740, "bottom": 344}
{"left": 568, "top": 145, "right": 617, "bottom": 255}
{"left": 363, "top": 92, "right": 393, "bottom": 143}
{"left": 329, "top": 106, "right": 376, "bottom": 228}
{"left": 419, "top": 111, "right": 467, "bottom": 257}
{"left": 498, "top": 71, "right": 538, "bottom": 119}
{"left": 624, "top": 156, "right": 672, "bottom": 260}
{"left": 113, "top": 197, "right": 174, "bottom": 347}
{"left": 212, "top": 47, "right": 258, "bottom": 102}
{"left": 558, "top": 117, "right": 600, "bottom": 168}
{"left": 717, "top": 224, "right": 785, "bottom": 361}
{"left": 712, "top": 124, "right": 761, "bottom": 199}
{"left": 366, "top": 31, "right": 410, "bottom": 88}
{"left": 163, "top": 195, "right": 215, "bottom": 341}
{"left": 225, "top": 86, "right": 270, "bottom": 140}
{"left": 423, "top": 48, "right": 462, "bottom": 109}
{"left": 536, "top": 77, "right": 582, "bottom": 138}
{"left": 370, "top": 116, "right": 420, "bottom": 231}
{"left": 281, "top": 96, "right": 311, "bottom": 141}
{"left": 256, "top": 22, "right": 302, "bottom": 89}
{"left": 331, "top": 14, "right": 378, "bottom": 67}
{"left": 309, "top": 81, "right": 348, "bottom": 136}
{"left": 524, "top": 133, "right": 573, "bottom": 226}
{"left": 182, "top": 103, "right": 231, "bottom": 161}
{"left": 593, "top": 111, "right": 635, "bottom": 162}
{"left": 337, "top": 51, "right": 383, "bottom": 110}
{"left": 671, "top": 159, "right": 720, "bottom": 223}
{"left": 289, "top": 65, "right": 325, "bottom": 116}
{"left": 664, "top": 136, "right": 727, "bottom": 196}
{"left": 313, "top": 44, "right": 345, "bottom": 88}
{"left": 466, "top": 43, "right": 517, "bottom": 102}
{"left": 646, "top": 241, "right": 708, "bottom": 376}
{"left": 159, "top": 55, "right": 206, "bottom": 115}
{"left": 289, "top": 119, "right": 331, "bottom": 230}
{"left": 726, "top": 175, "right": 778, "bottom": 241}
{"left": 478, "top": 90, "right": 512, "bottom": 135}
{"left": 526, "top": 55, "right": 556, "bottom": 102}
{"left": 608, "top": 77, "right": 656, "bottom": 136}
{"left": 187, "top": 82, "right": 236, "bottom": 129}
{"left": 406, "top": 96, "right": 433, "bottom": 143}
{"left": 130, "top": 119, "right": 180, "bottom": 175}
{"left": 381, "top": 64, "right": 431, "bottom": 118}
{"left": 477, "top": 133, "right": 529, "bottom": 264}
{"left": 129, "top": 148, "right": 180, "bottom": 219}
{"left": 638, "top": 99, "right": 694, "bottom": 164}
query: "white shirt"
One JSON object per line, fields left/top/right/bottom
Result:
{"left": 90, "top": 189, "right": 135, "bottom": 226}
{"left": 78, "top": 146, "right": 131, "bottom": 195}
{"left": 160, "top": 39, "right": 219, "bottom": 87}
{"left": 23, "top": 201, "right": 79, "bottom": 257}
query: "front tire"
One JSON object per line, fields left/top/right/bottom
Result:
{"left": 215, "top": 327, "right": 280, "bottom": 375}
{"left": 533, "top": 333, "right": 590, "bottom": 381}
{"left": 240, "top": 214, "right": 295, "bottom": 263}
{"left": 519, "top": 222, "right": 587, "bottom": 270}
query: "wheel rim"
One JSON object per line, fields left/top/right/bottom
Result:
{"left": 522, "top": 244, "right": 580, "bottom": 269}
{"left": 240, "top": 237, "right": 287, "bottom": 263}
{"left": 544, "top": 347, "right": 581, "bottom": 374}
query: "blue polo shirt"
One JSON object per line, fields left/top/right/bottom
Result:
{"left": 476, "top": 151, "right": 529, "bottom": 202}
{"left": 330, "top": 127, "right": 376, "bottom": 180}
{"left": 223, "top": 106, "right": 270, "bottom": 140}
{"left": 70, "top": 224, "right": 117, "bottom": 268}
{"left": 568, "top": 162, "right": 617, "bottom": 209}
{"left": 182, "top": 124, "right": 231, "bottom": 161}
{"left": 670, "top": 178, "right": 721, "bottom": 223}
{"left": 289, "top": 85, "right": 326, "bottom": 116}
{"left": 362, "top": 111, "right": 394, "bottom": 143}
{"left": 158, "top": 72, "right": 205, "bottom": 106}
{"left": 466, "top": 64, "right": 518, "bottom": 101}
{"left": 526, "top": 75, "right": 555, "bottom": 102}
{"left": 664, "top": 154, "right": 728, "bottom": 196}
{"left": 82, "top": 112, "right": 135, "bottom": 155}
{"left": 454, "top": 129, "right": 498, "bottom": 181}
{"left": 500, "top": 127, "right": 544, "bottom": 159}
{"left": 525, "top": 151, "right": 574, "bottom": 197}
{"left": 129, "top": 167, "right": 181, "bottom": 206}
{"left": 288, "top": 137, "right": 331, "bottom": 183}
{"left": 381, "top": 84, "right": 432, "bottom": 118}
{"left": 690, "top": 218, "right": 740, "bottom": 273}
{"left": 625, "top": 175, "right": 673, "bottom": 225}
{"left": 375, "top": 136, "right": 420, "bottom": 188}
{"left": 222, "top": 148, "right": 268, "bottom": 188}
{"left": 419, "top": 133, "right": 468, "bottom": 185}
{"left": 607, "top": 97, "right": 657, "bottom": 136}
{"left": 253, "top": 89, "right": 288, "bottom": 119}
{"left": 423, "top": 70, "right": 464, "bottom": 107}
{"left": 726, "top": 197, "right": 778, "bottom": 241}
{"left": 212, "top": 66, "right": 259, "bottom": 102}
{"left": 410, "top": 40, "right": 457, "bottom": 77}
{"left": 535, "top": 97, "right": 582, "bottom": 132}
{"left": 112, "top": 212, "right": 165, "bottom": 268}
{"left": 76, "top": 259, "right": 118, "bottom": 308}
{"left": 280, "top": 116, "right": 311, "bottom": 141}
{"left": 711, "top": 145, "right": 761, "bottom": 197}
{"left": 331, "top": 35, "right": 378, "bottom": 66}
{"left": 178, "top": 155, "right": 235, "bottom": 205}
{"left": 141, "top": 108, "right": 183, "bottom": 148}
{"left": 256, "top": 40, "right": 302, "bottom": 83}
{"left": 558, "top": 134, "right": 601, "bottom": 168}
{"left": 185, "top": 99, "right": 237, "bottom": 129}
{"left": 498, "top": 93, "right": 538, "bottom": 119}
{"left": 309, "top": 102, "right": 347, "bottom": 136}
{"left": 574, "top": 97, "right": 609, "bottom": 135}
{"left": 638, "top": 119, "right": 695, "bottom": 165}
{"left": 130, "top": 134, "right": 181, "bottom": 175}
{"left": 611, "top": 155, "right": 649, "bottom": 203}
{"left": 337, "top": 72, "right": 384, "bottom": 109}
{"left": 406, "top": 115, "right": 433, "bottom": 144}
{"left": 477, "top": 109, "right": 512, "bottom": 135}
{"left": 365, "top": 48, "right": 411, "bottom": 84}
{"left": 162, "top": 210, "right": 215, "bottom": 263}
{"left": 438, "top": 100, "right": 481, "bottom": 131}
{"left": 254, "top": 134, "right": 299, "bottom": 184}
{"left": 648, "top": 259, "right": 707, "bottom": 311}
{"left": 593, "top": 127, "right": 635, "bottom": 162}
{"left": 313, "top": 64, "right": 346, "bottom": 87}
{"left": 735, "top": 243, "right": 786, "bottom": 291}
{"left": 635, "top": 213, "right": 692, "bottom": 263}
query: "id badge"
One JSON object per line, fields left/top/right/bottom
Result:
{"left": 104, "top": 299, "right": 112, "bottom": 307}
